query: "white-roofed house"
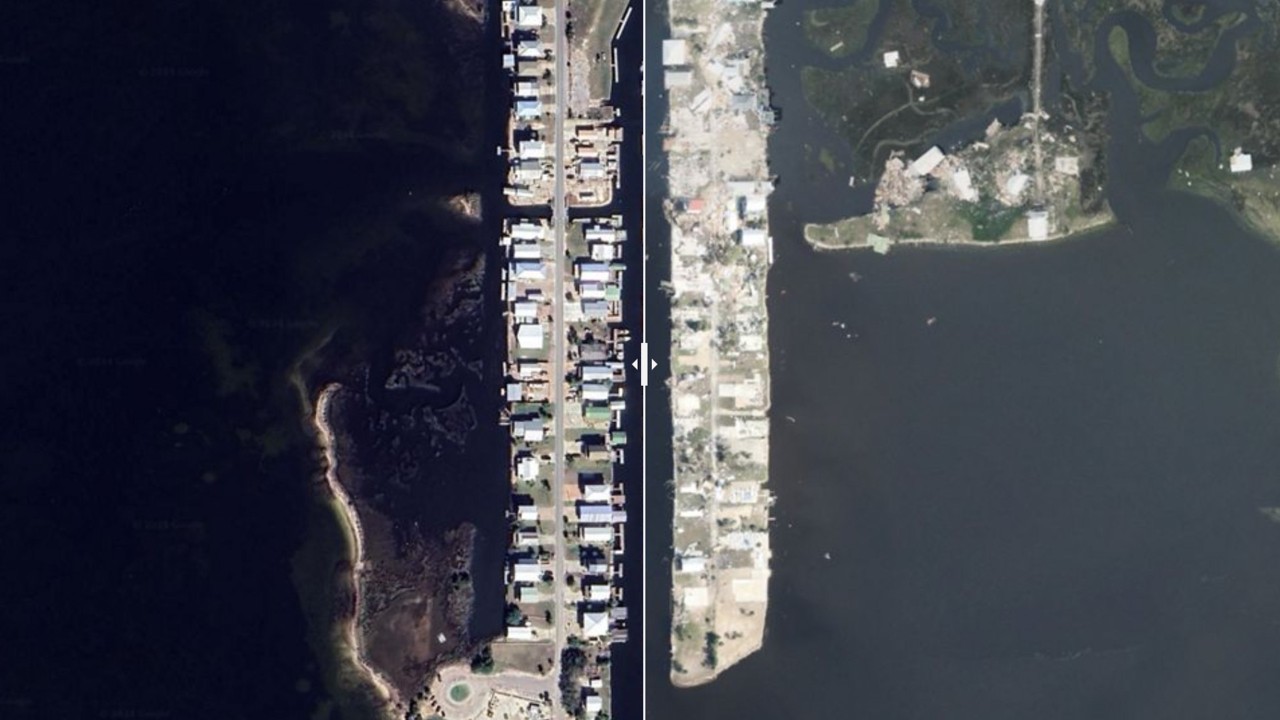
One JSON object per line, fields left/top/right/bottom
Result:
{"left": 512, "top": 300, "right": 540, "bottom": 322}
{"left": 514, "top": 4, "right": 543, "bottom": 29}
{"left": 577, "top": 504, "right": 613, "bottom": 525}
{"left": 579, "top": 159, "right": 607, "bottom": 180}
{"left": 518, "top": 139, "right": 547, "bottom": 160}
{"left": 510, "top": 559, "right": 543, "bottom": 583}
{"left": 581, "top": 383, "right": 611, "bottom": 402}
{"left": 510, "top": 242, "right": 541, "bottom": 260}
{"left": 739, "top": 227, "right": 769, "bottom": 247}
{"left": 579, "top": 525, "right": 613, "bottom": 544}
{"left": 516, "top": 455, "right": 540, "bottom": 480}
{"left": 581, "top": 611, "right": 610, "bottom": 639}
{"left": 515, "top": 527, "right": 541, "bottom": 547}
{"left": 1230, "top": 148, "right": 1253, "bottom": 173}
{"left": 506, "top": 625, "right": 537, "bottom": 641}
{"left": 516, "top": 323, "right": 544, "bottom": 350}
{"left": 581, "top": 482, "right": 611, "bottom": 502}
{"left": 578, "top": 262, "right": 611, "bottom": 283}
{"left": 589, "top": 242, "right": 617, "bottom": 261}
{"left": 514, "top": 98, "right": 542, "bottom": 119}
{"left": 509, "top": 221, "right": 545, "bottom": 241}
{"left": 580, "top": 364, "right": 613, "bottom": 382}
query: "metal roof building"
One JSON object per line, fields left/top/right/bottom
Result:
{"left": 516, "top": 323, "right": 544, "bottom": 350}
{"left": 577, "top": 504, "right": 613, "bottom": 525}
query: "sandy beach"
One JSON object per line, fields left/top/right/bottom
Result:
{"left": 312, "top": 383, "right": 401, "bottom": 710}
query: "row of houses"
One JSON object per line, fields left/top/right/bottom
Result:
{"left": 563, "top": 217, "right": 631, "bottom": 649}
{"left": 500, "top": 214, "right": 558, "bottom": 647}
{"left": 501, "top": 1, "right": 555, "bottom": 204}
{"left": 498, "top": 214, "right": 631, "bottom": 653}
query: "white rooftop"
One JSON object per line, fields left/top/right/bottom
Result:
{"left": 582, "top": 611, "right": 610, "bottom": 638}
{"left": 662, "top": 39, "right": 688, "bottom": 66}
{"left": 1027, "top": 209, "right": 1049, "bottom": 241}
{"left": 665, "top": 69, "right": 693, "bottom": 89}
{"left": 1230, "top": 149, "right": 1253, "bottom": 173}
{"left": 514, "top": 5, "right": 543, "bottom": 28}
{"left": 516, "top": 323, "right": 544, "bottom": 350}
{"left": 909, "top": 146, "right": 945, "bottom": 177}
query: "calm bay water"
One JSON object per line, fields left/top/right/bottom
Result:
{"left": 648, "top": 1, "right": 1280, "bottom": 718}
{"left": 0, "top": 2, "right": 504, "bottom": 717}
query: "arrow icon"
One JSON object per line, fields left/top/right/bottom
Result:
{"left": 640, "top": 342, "right": 650, "bottom": 387}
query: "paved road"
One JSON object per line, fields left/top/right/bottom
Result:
{"left": 550, "top": 0, "right": 570, "bottom": 712}
{"left": 1031, "top": 0, "right": 1046, "bottom": 204}
{"left": 435, "top": 663, "right": 554, "bottom": 719}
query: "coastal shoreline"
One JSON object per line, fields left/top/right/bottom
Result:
{"left": 804, "top": 213, "right": 1119, "bottom": 253}
{"left": 312, "top": 383, "right": 401, "bottom": 712}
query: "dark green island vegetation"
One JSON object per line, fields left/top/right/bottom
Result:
{"left": 799, "top": 0, "right": 1280, "bottom": 249}
{"left": 1096, "top": 0, "right": 1280, "bottom": 240}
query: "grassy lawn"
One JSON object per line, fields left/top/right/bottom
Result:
{"left": 804, "top": 0, "right": 881, "bottom": 59}
{"left": 493, "top": 639, "right": 555, "bottom": 674}
{"left": 960, "top": 201, "right": 1024, "bottom": 242}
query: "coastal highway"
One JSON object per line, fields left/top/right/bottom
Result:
{"left": 1031, "top": 0, "right": 1046, "bottom": 204}
{"left": 551, "top": 0, "right": 570, "bottom": 705}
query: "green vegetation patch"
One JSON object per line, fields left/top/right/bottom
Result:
{"left": 1107, "top": 21, "right": 1280, "bottom": 148}
{"left": 448, "top": 683, "right": 471, "bottom": 703}
{"left": 471, "top": 644, "right": 496, "bottom": 674}
{"left": 703, "top": 631, "right": 720, "bottom": 669}
{"left": 818, "top": 147, "right": 838, "bottom": 175}
{"left": 960, "top": 201, "right": 1023, "bottom": 242}
{"left": 1170, "top": 1, "right": 1206, "bottom": 26}
{"left": 805, "top": 215, "right": 874, "bottom": 249}
{"left": 924, "top": 0, "right": 1029, "bottom": 49}
{"left": 1153, "top": 11, "right": 1246, "bottom": 79}
{"left": 800, "top": 0, "right": 1029, "bottom": 180}
{"left": 559, "top": 645, "right": 589, "bottom": 715}
{"left": 804, "top": 0, "right": 881, "bottom": 58}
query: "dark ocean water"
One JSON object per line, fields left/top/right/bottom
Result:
{"left": 0, "top": 1, "right": 502, "bottom": 717}
{"left": 648, "top": 1, "right": 1280, "bottom": 718}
